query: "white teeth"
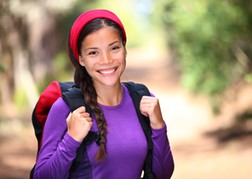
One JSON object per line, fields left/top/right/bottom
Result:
{"left": 99, "top": 69, "right": 115, "bottom": 74}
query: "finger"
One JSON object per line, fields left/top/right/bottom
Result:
{"left": 84, "top": 117, "right": 92, "bottom": 122}
{"left": 141, "top": 111, "right": 149, "bottom": 117}
{"left": 141, "top": 96, "right": 153, "bottom": 102}
{"left": 77, "top": 112, "right": 90, "bottom": 119}
{"left": 140, "top": 104, "right": 150, "bottom": 116}
{"left": 73, "top": 106, "right": 86, "bottom": 114}
{"left": 73, "top": 107, "right": 87, "bottom": 118}
{"left": 141, "top": 97, "right": 156, "bottom": 107}
{"left": 82, "top": 112, "right": 90, "bottom": 117}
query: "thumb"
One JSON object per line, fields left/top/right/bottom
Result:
{"left": 140, "top": 107, "right": 149, "bottom": 117}
{"left": 141, "top": 111, "right": 149, "bottom": 117}
{"left": 66, "top": 112, "right": 72, "bottom": 125}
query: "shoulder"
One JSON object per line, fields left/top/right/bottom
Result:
{"left": 49, "top": 97, "right": 70, "bottom": 116}
{"left": 43, "top": 97, "right": 70, "bottom": 134}
{"left": 122, "top": 82, "right": 155, "bottom": 97}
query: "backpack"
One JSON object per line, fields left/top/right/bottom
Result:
{"left": 30, "top": 81, "right": 153, "bottom": 179}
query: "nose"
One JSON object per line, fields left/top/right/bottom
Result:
{"left": 99, "top": 51, "right": 112, "bottom": 64}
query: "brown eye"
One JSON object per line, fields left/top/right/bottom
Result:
{"left": 111, "top": 46, "right": 120, "bottom": 51}
{"left": 88, "top": 51, "right": 98, "bottom": 56}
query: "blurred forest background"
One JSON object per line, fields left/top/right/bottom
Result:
{"left": 0, "top": 0, "right": 252, "bottom": 178}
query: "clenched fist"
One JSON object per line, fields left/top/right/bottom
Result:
{"left": 66, "top": 106, "right": 93, "bottom": 142}
{"left": 140, "top": 96, "right": 165, "bottom": 129}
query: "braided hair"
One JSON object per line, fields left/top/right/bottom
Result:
{"left": 68, "top": 18, "right": 125, "bottom": 161}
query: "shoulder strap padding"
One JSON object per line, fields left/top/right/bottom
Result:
{"left": 62, "top": 87, "right": 85, "bottom": 112}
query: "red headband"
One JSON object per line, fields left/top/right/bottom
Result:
{"left": 69, "top": 9, "right": 127, "bottom": 61}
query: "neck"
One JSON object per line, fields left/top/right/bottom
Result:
{"left": 96, "top": 83, "right": 123, "bottom": 106}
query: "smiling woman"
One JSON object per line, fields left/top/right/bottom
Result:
{"left": 78, "top": 25, "right": 126, "bottom": 90}
{"left": 32, "top": 9, "right": 174, "bottom": 179}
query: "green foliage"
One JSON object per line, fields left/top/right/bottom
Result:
{"left": 0, "top": 62, "right": 7, "bottom": 73}
{"left": 38, "top": 52, "right": 74, "bottom": 93}
{"left": 160, "top": 0, "right": 252, "bottom": 95}
{"left": 53, "top": 52, "right": 73, "bottom": 80}
{"left": 13, "top": 88, "right": 27, "bottom": 109}
{"left": 244, "top": 73, "right": 252, "bottom": 84}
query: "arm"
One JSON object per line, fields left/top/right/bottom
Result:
{"left": 151, "top": 125, "right": 174, "bottom": 179}
{"left": 34, "top": 98, "right": 81, "bottom": 179}
{"left": 140, "top": 95, "right": 174, "bottom": 178}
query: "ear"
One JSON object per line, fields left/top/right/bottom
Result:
{"left": 124, "top": 47, "right": 127, "bottom": 57}
{"left": 78, "top": 55, "right": 85, "bottom": 67}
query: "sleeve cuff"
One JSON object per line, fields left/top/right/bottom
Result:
{"left": 62, "top": 132, "right": 82, "bottom": 153}
{"left": 151, "top": 124, "right": 167, "bottom": 138}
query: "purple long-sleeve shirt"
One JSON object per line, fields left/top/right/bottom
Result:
{"left": 34, "top": 84, "right": 174, "bottom": 179}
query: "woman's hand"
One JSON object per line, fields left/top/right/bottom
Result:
{"left": 66, "top": 106, "right": 93, "bottom": 142}
{"left": 140, "top": 96, "right": 165, "bottom": 129}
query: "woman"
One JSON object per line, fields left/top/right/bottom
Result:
{"left": 34, "top": 9, "right": 174, "bottom": 179}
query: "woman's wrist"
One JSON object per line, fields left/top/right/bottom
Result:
{"left": 150, "top": 120, "right": 165, "bottom": 129}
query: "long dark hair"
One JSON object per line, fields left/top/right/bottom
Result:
{"left": 68, "top": 18, "right": 125, "bottom": 161}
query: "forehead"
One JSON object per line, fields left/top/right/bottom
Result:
{"left": 82, "top": 26, "right": 121, "bottom": 46}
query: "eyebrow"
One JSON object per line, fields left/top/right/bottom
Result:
{"left": 85, "top": 47, "right": 98, "bottom": 51}
{"left": 108, "top": 40, "right": 120, "bottom": 46}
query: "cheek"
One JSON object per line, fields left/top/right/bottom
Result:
{"left": 117, "top": 54, "right": 126, "bottom": 73}
{"left": 81, "top": 58, "right": 96, "bottom": 72}
{"left": 114, "top": 51, "right": 126, "bottom": 64}
{"left": 85, "top": 61, "right": 95, "bottom": 70}
{"left": 121, "top": 53, "right": 127, "bottom": 67}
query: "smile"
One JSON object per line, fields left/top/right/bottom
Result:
{"left": 98, "top": 68, "right": 117, "bottom": 75}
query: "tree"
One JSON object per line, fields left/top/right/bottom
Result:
{"left": 0, "top": 0, "right": 95, "bottom": 108}
{"left": 156, "top": 0, "right": 252, "bottom": 112}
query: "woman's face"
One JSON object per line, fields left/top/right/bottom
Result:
{"left": 78, "top": 26, "right": 126, "bottom": 89}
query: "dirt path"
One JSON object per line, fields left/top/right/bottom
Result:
{"left": 125, "top": 49, "right": 252, "bottom": 179}
{"left": 0, "top": 49, "right": 252, "bottom": 179}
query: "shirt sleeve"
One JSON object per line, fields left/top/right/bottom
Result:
{"left": 34, "top": 98, "right": 81, "bottom": 179}
{"left": 151, "top": 124, "right": 174, "bottom": 179}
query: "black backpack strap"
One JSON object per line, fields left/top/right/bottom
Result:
{"left": 62, "top": 87, "right": 100, "bottom": 174}
{"left": 62, "top": 87, "right": 88, "bottom": 113}
{"left": 123, "top": 82, "right": 154, "bottom": 179}
{"left": 59, "top": 81, "right": 75, "bottom": 92}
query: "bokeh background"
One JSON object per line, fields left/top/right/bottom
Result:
{"left": 1, "top": 0, "right": 252, "bottom": 178}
